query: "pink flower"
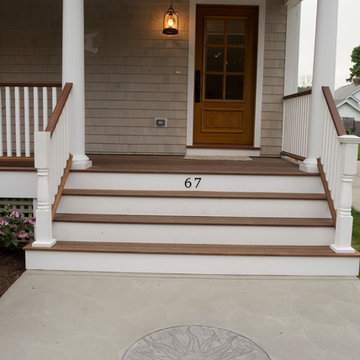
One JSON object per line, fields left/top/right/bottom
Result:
{"left": 10, "top": 211, "right": 22, "bottom": 218}
{"left": 18, "top": 230, "right": 29, "bottom": 239}
{"left": 0, "top": 219, "right": 9, "bottom": 226}
{"left": 24, "top": 219, "right": 35, "bottom": 225}
{"left": 0, "top": 230, "right": 4, "bottom": 236}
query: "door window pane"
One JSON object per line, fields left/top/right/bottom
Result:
{"left": 226, "top": 75, "right": 243, "bottom": 100}
{"left": 227, "top": 20, "right": 245, "bottom": 45}
{"left": 226, "top": 48, "right": 245, "bottom": 72}
{"left": 206, "top": 19, "right": 224, "bottom": 44}
{"left": 205, "top": 74, "right": 223, "bottom": 99}
{"left": 206, "top": 47, "right": 224, "bottom": 72}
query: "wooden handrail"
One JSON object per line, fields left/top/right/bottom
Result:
{"left": 283, "top": 89, "right": 311, "bottom": 100}
{"left": 45, "top": 83, "right": 73, "bottom": 136}
{"left": 322, "top": 86, "right": 346, "bottom": 136}
{"left": 0, "top": 82, "right": 62, "bottom": 87}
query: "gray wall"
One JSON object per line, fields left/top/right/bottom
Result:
{"left": 0, "top": 0, "right": 286, "bottom": 156}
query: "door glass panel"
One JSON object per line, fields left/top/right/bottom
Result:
{"left": 205, "top": 74, "right": 223, "bottom": 99}
{"left": 206, "top": 47, "right": 224, "bottom": 72}
{"left": 227, "top": 20, "right": 245, "bottom": 45}
{"left": 226, "top": 48, "right": 245, "bottom": 72}
{"left": 206, "top": 19, "right": 224, "bottom": 44}
{"left": 226, "top": 75, "right": 243, "bottom": 100}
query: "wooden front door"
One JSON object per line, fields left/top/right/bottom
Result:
{"left": 193, "top": 5, "right": 258, "bottom": 146}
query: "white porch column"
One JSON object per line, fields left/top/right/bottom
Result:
{"left": 300, "top": 0, "right": 339, "bottom": 173}
{"left": 62, "top": 0, "right": 92, "bottom": 169}
{"left": 284, "top": 0, "right": 302, "bottom": 95}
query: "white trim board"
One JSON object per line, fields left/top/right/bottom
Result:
{"left": 0, "top": 171, "right": 37, "bottom": 198}
{"left": 186, "top": 0, "right": 266, "bottom": 151}
{"left": 26, "top": 251, "right": 360, "bottom": 276}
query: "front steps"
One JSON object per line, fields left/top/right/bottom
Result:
{"left": 66, "top": 171, "right": 324, "bottom": 193}
{"left": 52, "top": 213, "right": 334, "bottom": 246}
{"left": 58, "top": 190, "right": 331, "bottom": 217}
{"left": 25, "top": 156, "right": 360, "bottom": 275}
{"left": 25, "top": 242, "right": 360, "bottom": 276}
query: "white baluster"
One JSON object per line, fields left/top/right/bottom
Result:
{"left": 331, "top": 135, "right": 360, "bottom": 253}
{"left": 0, "top": 88, "right": 3, "bottom": 157}
{"left": 295, "top": 98, "right": 300, "bottom": 155}
{"left": 42, "top": 87, "right": 48, "bottom": 130}
{"left": 14, "top": 87, "right": 21, "bottom": 157}
{"left": 284, "top": 102, "right": 288, "bottom": 152}
{"left": 24, "top": 87, "right": 30, "bottom": 157}
{"left": 52, "top": 87, "right": 57, "bottom": 111}
{"left": 33, "top": 87, "right": 39, "bottom": 132}
{"left": 289, "top": 100, "right": 294, "bottom": 153}
{"left": 5, "top": 87, "right": 12, "bottom": 156}
{"left": 334, "top": 147, "right": 341, "bottom": 209}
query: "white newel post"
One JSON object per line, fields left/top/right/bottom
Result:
{"left": 33, "top": 132, "right": 56, "bottom": 247}
{"left": 300, "top": 0, "right": 339, "bottom": 173}
{"left": 62, "top": 0, "right": 91, "bottom": 169}
{"left": 284, "top": 0, "right": 301, "bottom": 95}
{"left": 331, "top": 136, "right": 360, "bottom": 253}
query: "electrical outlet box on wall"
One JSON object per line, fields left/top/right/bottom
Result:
{"left": 155, "top": 118, "right": 168, "bottom": 127}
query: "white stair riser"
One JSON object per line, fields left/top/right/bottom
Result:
{"left": 25, "top": 251, "right": 360, "bottom": 276}
{"left": 53, "top": 222, "right": 335, "bottom": 246}
{"left": 58, "top": 196, "right": 332, "bottom": 218}
{"left": 66, "top": 173, "right": 324, "bottom": 193}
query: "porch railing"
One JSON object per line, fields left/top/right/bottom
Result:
{"left": 319, "top": 87, "right": 360, "bottom": 253}
{"left": 282, "top": 87, "right": 360, "bottom": 253}
{"left": 282, "top": 90, "right": 311, "bottom": 160}
{"left": 32, "top": 83, "right": 73, "bottom": 247}
{"left": 0, "top": 82, "right": 61, "bottom": 157}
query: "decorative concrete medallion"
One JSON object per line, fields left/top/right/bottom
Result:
{"left": 122, "top": 325, "right": 270, "bottom": 360}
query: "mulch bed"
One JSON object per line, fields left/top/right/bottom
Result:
{"left": 0, "top": 249, "right": 25, "bottom": 297}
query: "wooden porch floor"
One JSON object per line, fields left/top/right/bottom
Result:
{"left": 75, "top": 155, "right": 315, "bottom": 176}
{"left": 0, "top": 154, "right": 317, "bottom": 176}
{"left": 0, "top": 157, "right": 35, "bottom": 171}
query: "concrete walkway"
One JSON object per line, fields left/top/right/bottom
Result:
{"left": 353, "top": 161, "right": 360, "bottom": 211}
{"left": 0, "top": 271, "right": 360, "bottom": 359}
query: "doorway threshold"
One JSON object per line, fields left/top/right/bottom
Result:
{"left": 186, "top": 145, "right": 260, "bottom": 158}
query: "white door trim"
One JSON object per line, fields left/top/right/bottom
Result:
{"left": 186, "top": 0, "right": 266, "bottom": 153}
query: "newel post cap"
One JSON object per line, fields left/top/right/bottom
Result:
{"left": 338, "top": 135, "right": 360, "bottom": 175}
{"left": 338, "top": 135, "right": 360, "bottom": 144}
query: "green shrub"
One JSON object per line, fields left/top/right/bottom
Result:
{"left": 0, "top": 205, "right": 34, "bottom": 249}
{"left": 352, "top": 208, "right": 360, "bottom": 252}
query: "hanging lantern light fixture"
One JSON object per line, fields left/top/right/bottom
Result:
{"left": 162, "top": 4, "right": 179, "bottom": 35}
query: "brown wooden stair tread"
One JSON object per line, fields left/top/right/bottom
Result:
{"left": 25, "top": 241, "right": 360, "bottom": 257}
{"left": 62, "top": 189, "right": 327, "bottom": 200}
{"left": 54, "top": 213, "right": 334, "bottom": 227}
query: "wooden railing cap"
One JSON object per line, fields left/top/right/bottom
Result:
{"left": 45, "top": 83, "right": 73, "bottom": 136}
{"left": 283, "top": 89, "right": 312, "bottom": 100}
{"left": 321, "top": 86, "right": 346, "bottom": 136}
{"left": 0, "top": 82, "right": 62, "bottom": 87}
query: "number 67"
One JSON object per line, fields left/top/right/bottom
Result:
{"left": 184, "top": 177, "right": 202, "bottom": 188}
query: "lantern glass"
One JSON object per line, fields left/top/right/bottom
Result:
{"left": 163, "top": 6, "right": 179, "bottom": 35}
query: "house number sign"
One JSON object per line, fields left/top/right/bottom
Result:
{"left": 184, "top": 177, "right": 202, "bottom": 188}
